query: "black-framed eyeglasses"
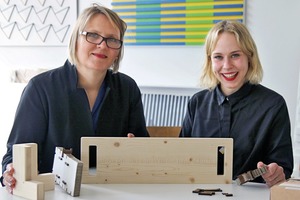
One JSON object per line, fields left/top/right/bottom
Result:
{"left": 80, "top": 31, "right": 123, "bottom": 49}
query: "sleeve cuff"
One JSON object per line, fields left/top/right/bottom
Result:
{"left": 0, "top": 176, "right": 4, "bottom": 187}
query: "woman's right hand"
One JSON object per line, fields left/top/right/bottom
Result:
{"left": 2, "top": 163, "right": 16, "bottom": 194}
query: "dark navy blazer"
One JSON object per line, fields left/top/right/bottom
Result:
{"left": 180, "top": 82, "right": 293, "bottom": 182}
{"left": 1, "top": 60, "right": 148, "bottom": 176}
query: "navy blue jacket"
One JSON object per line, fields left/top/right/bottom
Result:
{"left": 180, "top": 83, "right": 293, "bottom": 182}
{"left": 1, "top": 60, "right": 148, "bottom": 176}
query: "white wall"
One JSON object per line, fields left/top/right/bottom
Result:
{"left": 2, "top": 0, "right": 298, "bottom": 124}
{"left": 1, "top": 0, "right": 300, "bottom": 173}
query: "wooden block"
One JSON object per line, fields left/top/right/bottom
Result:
{"left": 270, "top": 179, "right": 300, "bottom": 200}
{"left": 52, "top": 147, "right": 83, "bottom": 197}
{"left": 81, "top": 137, "right": 233, "bottom": 184}
{"left": 13, "top": 143, "right": 55, "bottom": 200}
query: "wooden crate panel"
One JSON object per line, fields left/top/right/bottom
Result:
{"left": 81, "top": 137, "right": 233, "bottom": 184}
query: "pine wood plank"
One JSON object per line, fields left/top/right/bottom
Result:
{"left": 81, "top": 137, "right": 233, "bottom": 184}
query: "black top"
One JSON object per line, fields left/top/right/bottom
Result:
{"left": 180, "top": 82, "right": 293, "bottom": 182}
{"left": 1, "top": 60, "right": 149, "bottom": 177}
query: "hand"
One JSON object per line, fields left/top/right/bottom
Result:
{"left": 127, "top": 133, "right": 135, "bottom": 138}
{"left": 2, "top": 163, "right": 16, "bottom": 194}
{"left": 257, "top": 161, "right": 286, "bottom": 187}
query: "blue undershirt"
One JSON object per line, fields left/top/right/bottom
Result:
{"left": 91, "top": 81, "right": 106, "bottom": 132}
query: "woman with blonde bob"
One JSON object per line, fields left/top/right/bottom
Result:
{"left": 1, "top": 4, "right": 148, "bottom": 193}
{"left": 180, "top": 20, "right": 293, "bottom": 187}
{"left": 201, "top": 20, "right": 263, "bottom": 89}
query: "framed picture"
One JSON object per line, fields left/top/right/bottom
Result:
{"left": 112, "top": 0, "right": 245, "bottom": 46}
{"left": 0, "top": 0, "right": 77, "bottom": 46}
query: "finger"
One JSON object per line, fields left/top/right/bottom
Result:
{"left": 5, "top": 184, "right": 13, "bottom": 194}
{"left": 4, "top": 164, "right": 14, "bottom": 176}
{"left": 266, "top": 173, "right": 285, "bottom": 187}
{"left": 264, "top": 163, "right": 279, "bottom": 177}
{"left": 2, "top": 171, "right": 11, "bottom": 186}
{"left": 3, "top": 173, "right": 16, "bottom": 187}
{"left": 257, "top": 161, "right": 266, "bottom": 168}
{"left": 127, "top": 133, "right": 135, "bottom": 138}
{"left": 6, "top": 163, "right": 14, "bottom": 171}
{"left": 3, "top": 176, "right": 14, "bottom": 194}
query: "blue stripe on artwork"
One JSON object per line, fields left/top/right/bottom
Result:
{"left": 213, "top": 19, "right": 243, "bottom": 23}
{"left": 214, "top": 4, "right": 243, "bottom": 9}
{"left": 214, "top": 12, "right": 243, "bottom": 16}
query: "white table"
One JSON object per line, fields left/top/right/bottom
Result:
{"left": 1, "top": 182, "right": 269, "bottom": 200}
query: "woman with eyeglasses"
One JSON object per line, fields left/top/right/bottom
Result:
{"left": 1, "top": 4, "right": 149, "bottom": 193}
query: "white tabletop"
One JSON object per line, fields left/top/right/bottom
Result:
{"left": 1, "top": 182, "right": 269, "bottom": 200}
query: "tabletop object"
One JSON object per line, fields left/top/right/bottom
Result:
{"left": 236, "top": 166, "right": 268, "bottom": 185}
{"left": 13, "top": 143, "right": 55, "bottom": 200}
{"left": 52, "top": 147, "right": 83, "bottom": 196}
{"left": 81, "top": 137, "right": 233, "bottom": 184}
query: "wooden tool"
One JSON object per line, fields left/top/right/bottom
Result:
{"left": 13, "top": 143, "right": 55, "bottom": 200}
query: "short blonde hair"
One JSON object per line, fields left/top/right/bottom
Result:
{"left": 68, "top": 4, "right": 127, "bottom": 72}
{"left": 200, "top": 20, "right": 263, "bottom": 90}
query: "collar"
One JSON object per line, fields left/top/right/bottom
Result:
{"left": 65, "top": 60, "right": 113, "bottom": 91}
{"left": 215, "top": 82, "right": 253, "bottom": 106}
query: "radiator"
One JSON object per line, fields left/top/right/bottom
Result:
{"left": 141, "top": 93, "right": 191, "bottom": 126}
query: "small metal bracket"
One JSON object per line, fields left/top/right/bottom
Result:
{"left": 236, "top": 166, "right": 268, "bottom": 185}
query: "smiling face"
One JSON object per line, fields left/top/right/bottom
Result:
{"left": 76, "top": 13, "right": 121, "bottom": 73}
{"left": 211, "top": 32, "right": 249, "bottom": 96}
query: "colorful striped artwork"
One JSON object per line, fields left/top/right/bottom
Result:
{"left": 111, "top": 0, "right": 245, "bottom": 45}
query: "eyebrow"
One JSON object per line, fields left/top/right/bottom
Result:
{"left": 84, "top": 30, "right": 120, "bottom": 39}
{"left": 231, "top": 50, "right": 243, "bottom": 54}
{"left": 212, "top": 50, "right": 243, "bottom": 55}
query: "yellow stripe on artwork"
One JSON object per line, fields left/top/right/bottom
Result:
{"left": 123, "top": 18, "right": 137, "bottom": 23}
{"left": 125, "top": 39, "right": 137, "bottom": 43}
{"left": 113, "top": 5, "right": 136, "bottom": 9}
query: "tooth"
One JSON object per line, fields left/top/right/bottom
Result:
{"left": 224, "top": 73, "right": 236, "bottom": 78}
